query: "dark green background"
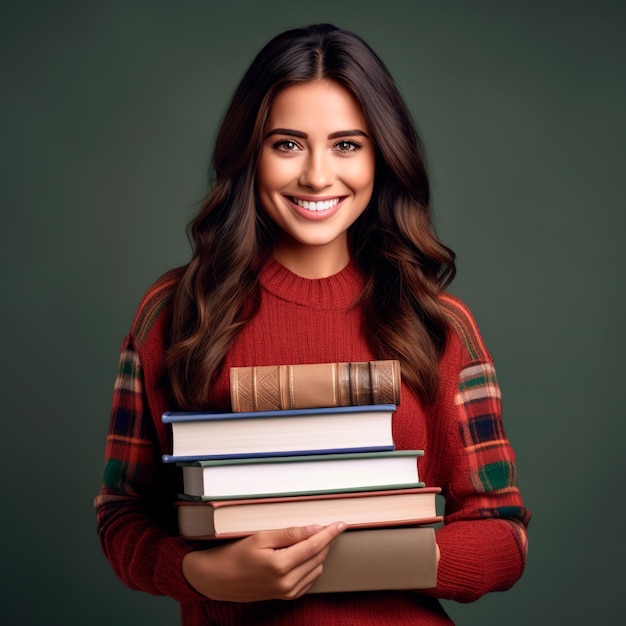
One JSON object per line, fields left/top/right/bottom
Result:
{"left": 2, "top": 1, "right": 623, "bottom": 624}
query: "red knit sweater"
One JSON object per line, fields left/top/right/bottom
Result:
{"left": 96, "top": 257, "right": 530, "bottom": 625}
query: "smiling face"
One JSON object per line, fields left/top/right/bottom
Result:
{"left": 256, "top": 80, "right": 376, "bottom": 278}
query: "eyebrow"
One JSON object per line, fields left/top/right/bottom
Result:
{"left": 265, "top": 128, "right": 370, "bottom": 140}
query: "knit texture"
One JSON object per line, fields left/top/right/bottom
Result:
{"left": 96, "top": 258, "right": 530, "bottom": 625}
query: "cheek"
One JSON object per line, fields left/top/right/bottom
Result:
{"left": 344, "top": 154, "right": 375, "bottom": 190}
{"left": 257, "top": 155, "right": 298, "bottom": 193}
{"left": 256, "top": 159, "right": 285, "bottom": 217}
{"left": 256, "top": 158, "right": 273, "bottom": 194}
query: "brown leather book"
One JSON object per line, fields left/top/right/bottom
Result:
{"left": 230, "top": 360, "right": 401, "bottom": 412}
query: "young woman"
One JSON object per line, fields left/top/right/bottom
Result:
{"left": 96, "top": 24, "right": 530, "bottom": 625}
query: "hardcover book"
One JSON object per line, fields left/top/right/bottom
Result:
{"left": 162, "top": 404, "right": 396, "bottom": 462}
{"left": 230, "top": 360, "right": 401, "bottom": 412}
{"left": 178, "top": 450, "right": 424, "bottom": 500}
{"left": 308, "top": 527, "right": 438, "bottom": 593}
{"left": 176, "top": 487, "right": 442, "bottom": 539}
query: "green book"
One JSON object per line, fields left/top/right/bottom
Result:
{"left": 178, "top": 450, "right": 424, "bottom": 500}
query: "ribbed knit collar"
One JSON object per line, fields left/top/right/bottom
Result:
{"left": 259, "top": 256, "right": 364, "bottom": 310}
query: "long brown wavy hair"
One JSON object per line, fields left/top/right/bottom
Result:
{"left": 166, "top": 24, "right": 456, "bottom": 410}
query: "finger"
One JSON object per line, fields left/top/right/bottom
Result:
{"left": 283, "top": 562, "right": 326, "bottom": 599}
{"left": 256, "top": 524, "right": 324, "bottom": 549}
{"left": 277, "top": 523, "right": 347, "bottom": 599}
{"left": 281, "top": 521, "right": 346, "bottom": 567}
{"left": 273, "top": 541, "right": 333, "bottom": 600}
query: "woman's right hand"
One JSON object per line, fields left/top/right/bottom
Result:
{"left": 182, "top": 522, "right": 346, "bottom": 602}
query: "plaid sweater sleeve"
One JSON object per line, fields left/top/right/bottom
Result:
{"left": 424, "top": 294, "right": 531, "bottom": 602}
{"left": 94, "top": 335, "right": 204, "bottom": 602}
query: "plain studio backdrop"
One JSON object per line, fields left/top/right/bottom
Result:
{"left": 1, "top": 1, "right": 623, "bottom": 624}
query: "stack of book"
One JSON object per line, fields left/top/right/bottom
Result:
{"left": 162, "top": 360, "right": 442, "bottom": 592}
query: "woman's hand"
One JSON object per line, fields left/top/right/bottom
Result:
{"left": 182, "top": 522, "right": 346, "bottom": 602}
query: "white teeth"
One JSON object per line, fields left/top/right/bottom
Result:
{"left": 292, "top": 197, "right": 341, "bottom": 211}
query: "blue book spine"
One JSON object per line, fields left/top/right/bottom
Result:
{"left": 162, "top": 403, "right": 397, "bottom": 424}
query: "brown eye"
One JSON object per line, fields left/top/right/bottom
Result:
{"left": 335, "top": 140, "right": 362, "bottom": 153}
{"left": 272, "top": 139, "right": 300, "bottom": 152}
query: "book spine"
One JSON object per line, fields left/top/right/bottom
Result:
{"left": 230, "top": 360, "right": 401, "bottom": 412}
{"left": 162, "top": 444, "right": 395, "bottom": 464}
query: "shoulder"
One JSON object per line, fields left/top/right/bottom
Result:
{"left": 129, "top": 266, "right": 185, "bottom": 347}
{"left": 438, "top": 292, "right": 492, "bottom": 364}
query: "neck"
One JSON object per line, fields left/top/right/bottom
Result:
{"left": 272, "top": 236, "right": 351, "bottom": 279}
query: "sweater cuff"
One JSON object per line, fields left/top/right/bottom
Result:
{"left": 428, "top": 519, "right": 525, "bottom": 603}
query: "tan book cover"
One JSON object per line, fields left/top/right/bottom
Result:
{"left": 230, "top": 360, "right": 401, "bottom": 412}
{"left": 308, "top": 527, "right": 438, "bottom": 593}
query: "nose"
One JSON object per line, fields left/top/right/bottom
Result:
{"left": 298, "top": 150, "right": 333, "bottom": 190}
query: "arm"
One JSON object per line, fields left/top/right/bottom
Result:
{"left": 94, "top": 337, "right": 204, "bottom": 602}
{"left": 95, "top": 338, "right": 345, "bottom": 602}
{"left": 426, "top": 360, "right": 531, "bottom": 602}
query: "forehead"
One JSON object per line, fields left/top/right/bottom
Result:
{"left": 266, "top": 80, "right": 368, "bottom": 132}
